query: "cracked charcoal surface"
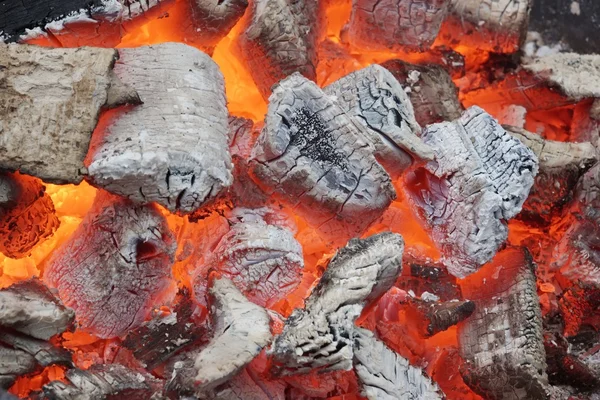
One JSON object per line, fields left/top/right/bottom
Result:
{"left": 43, "top": 190, "right": 176, "bottom": 339}
{"left": 0, "top": 329, "right": 72, "bottom": 369}
{"left": 0, "top": 345, "right": 37, "bottom": 390}
{"left": 270, "top": 232, "right": 404, "bottom": 375}
{"left": 87, "top": 42, "right": 232, "bottom": 215}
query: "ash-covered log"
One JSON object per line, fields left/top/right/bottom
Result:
{"left": 323, "top": 65, "right": 433, "bottom": 178}
{"left": 87, "top": 42, "right": 232, "bottom": 215}
{"left": 235, "top": 0, "right": 324, "bottom": 99}
{"left": 0, "top": 329, "right": 72, "bottom": 369}
{"left": 406, "top": 106, "right": 538, "bottom": 277}
{"left": 353, "top": 328, "right": 444, "bottom": 399}
{"left": 0, "top": 279, "right": 74, "bottom": 341}
{"left": 190, "top": 0, "right": 248, "bottom": 53}
{"left": 346, "top": 0, "right": 450, "bottom": 51}
{"left": 0, "top": 173, "right": 59, "bottom": 259}
{"left": 270, "top": 232, "right": 404, "bottom": 375}
{"left": 250, "top": 74, "right": 396, "bottom": 240}
{"left": 458, "top": 247, "right": 548, "bottom": 399}
{"left": 44, "top": 190, "right": 176, "bottom": 338}
{"left": 0, "top": 345, "right": 37, "bottom": 389}
{"left": 380, "top": 59, "right": 463, "bottom": 126}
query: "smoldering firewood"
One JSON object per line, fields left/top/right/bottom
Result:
{"left": 0, "top": 279, "right": 74, "bottom": 341}
{"left": 87, "top": 42, "right": 232, "bottom": 215}
{"left": 41, "top": 364, "right": 162, "bottom": 400}
{"left": 458, "top": 247, "right": 549, "bottom": 399}
{"left": 380, "top": 59, "right": 463, "bottom": 126}
{"left": 0, "top": 173, "right": 59, "bottom": 259}
{"left": 323, "top": 65, "right": 433, "bottom": 178}
{"left": 190, "top": 0, "right": 248, "bottom": 52}
{"left": 353, "top": 328, "right": 444, "bottom": 400}
{"left": 410, "top": 299, "right": 475, "bottom": 338}
{"left": 250, "top": 73, "right": 396, "bottom": 240}
{"left": 346, "top": 0, "right": 450, "bottom": 51}
{"left": 406, "top": 106, "right": 538, "bottom": 277}
{"left": 0, "top": 329, "right": 72, "bottom": 369}
{"left": 0, "top": 43, "right": 139, "bottom": 184}
{"left": 43, "top": 190, "right": 176, "bottom": 339}
{"left": 270, "top": 232, "right": 404, "bottom": 375}
{"left": 396, "top": 260, "right": 462, "bottom": 301}
{"left": 0, "top": 345, "right": 37, "bottom": 389}
{"left": 235, "top": 0, "right": 324, "bottom": 99}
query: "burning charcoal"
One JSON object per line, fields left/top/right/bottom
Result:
{"left": 249, "top": 74, "right": 396, "bottom": 240}
{"left": 0, "top": 173, "right": 59, "bottom": 258}
{"left": 270, "top": 232, "right": 404, "bottom": 375}
{"left": 190, "top": 0, "right": 248, "bottom": 52}
{"left": 323, "top": 65, "right": 434, "bottom": 177}
{"left": 406, "top": 106, "right": 538, "bottom": 277}
{"left": 41, "top": 364, "right": 162, "bottom": 399}
{"left": 0, "top": 279, "right": 74, "bottom": 341}
{"left": 380, "top": 59, "right": 463, "bottom": 126}
{"left": 235, "top": 0, "right": 324, "bottom": 99}
{"left": 44, "top": 190, "right": 176, "bottom": 338}
{"left": 396, "top": 261, "right": 462, "bottom": 301}
{"left": 0, "top": 44, "right": 139, "bottom": 184}
{"left": 87, "top": 42, "right": 232, "bottom": 215}
{"left": 346, "top": 0, "right": 449, "bottom": 51}
{"left": 353, "top": 328, "right": 444, "bottom": 399}
{"left": 0, "top": 345, "right": 37, "bottom": 389}
{"left": 410, "top": 299, "right": 475, "bottom": 338}
{"left": 203, "top": 368, "right": 286, "bottom": 400}
{"left": 442, "top": 0, "right": 532, "bottom": 53}
{"left": 558, "top": 285, "right": 600, "bottom": 339}
{"left": 555, "top": 220, "right": 600, "bottom": 290}
{"left": 0, "top": 329, "right": 72, "bottom": 368}
{"left": 458, "top": 247, "right": 549, "bottom": 399}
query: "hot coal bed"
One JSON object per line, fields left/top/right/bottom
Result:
{"left": 1, "top": 0, "right": 600, "bottom": 399}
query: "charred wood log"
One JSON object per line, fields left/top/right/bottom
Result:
{"left": 410, "top": 299, "right": 475, "bottom": 338}
{"left": 87, "top": 42, "right": 232, "bottom": 215}
{"left": 406, "top": 106, "right": 538, "bottom": 277}
{"left": 0, "top": 279, "right": 74, "bottom": 341}
{"left": 380, "top": 59, "right": 463, "bottom": 126}
{"left": 0, "top": 44, "right": 139, "bottom": 184}
{"left": 190, "top": 0, "right": 248, "bottom": 52}
{"left": 249, "top": 73, "right": 396, "bottom": 240}
{"left": 0, "top": 345, "right": 37, "bottom": 389}
{"left": 323, "top": 65, "right": 433, "bottom": 177}
{"left": 270, "top": 232, "right": 404, "bottom": 375}
{"left": 235, "top": 0, "right": 324, "bottom": 99}
{"left": 0, "top": 329, "right": 72, "bottom": 369}
{"left": 458, "top": 247, "right": 548, "bottom": 399}
{"left": 353, "top": 328, "right": 444, "bottom": 400}
{"left": 0, "top": 173, "right": 59, "bottom": 258}
{"left": 346, "top": 0, "right": 450, "bottom": 51}
{"left": 44, "top": 190, "right": 176, "bottom": 338}
{"left": 396, "top": 260, "right": 462, "bottom": 301}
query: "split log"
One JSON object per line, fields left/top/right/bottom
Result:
{"left": 0, "top": 279, "right": 74, "bottom": 341}
{"left": 43, "top": 190, "right": 176, "bottom": 338}
{"left": 86, "top": 42, "right": 232, "bottom": 215}
{"left": 0, "top": 43, "right": 139, "bottom": 184}
{"left": 270, "top": 232, "right": 404, "bottom": 375}
{"left": 249, "top": 73, "right": 396, "bottom": 240}
{"left": 346, "top": 0, "right": 450, "bottom": 52}
{"left": 380, "top": 59, "right": 463, "bottom": 126}
{"left": 0, "top": 173, "right": 59, "bottom": 258}
{"left": 323, "top": 65, "right": 433, "bottom": 177}
{"left": 190, "top": 0, "right": 248, "bottom": 52}
{"left": 442, "top": 0, "right": 532, "bottom": 53}
{"left": 406, "top": 106, "right": 538, "bottom": 277}
{"left": 0, "top": 345, "right": 37, "bottom": 389}
{"left": 458, "top": 247, "right": 549, "bottom": 399}
{"left": 0, "top": 329, "right": 72, "bottom": 368}
{"left": 353, "top": 328, "right": 443, "bottom": 400}
{"left": 41, "top": 364, "right": 162, "bottom": 400}
{"left": 235, "top": 0, "right": 324, "bottom": 99}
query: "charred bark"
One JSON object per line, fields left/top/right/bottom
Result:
{"left": 347, "top": 0, "right": 449, "bottom": 51}
{"left": 270, "top": 232, "right": 404, "bottom": 375}
{"left": 0, "top": 345, "right": 37, "bottom": 390}
{"left": 0, "top": 44, "right": 139, "bottom": 184}
{"left": 406, "top": 106, "right": 538, "bottom": 277}
{"left": 0, "top": 329, "right": 72, "bottom": 368}
{"left": 44, "top": 190, "right": 176, "bottom": 338}
{"left": 323, "top": 65, "right": 433, "bottom": 177}
{"left": 190, "top": 0, "right": 248, "bottom": 52}
{"left": 87, "top": 42, "right": 232, "bottom": 215}
{"left": 250, "top": 74, "right": 396, "bottom": 240}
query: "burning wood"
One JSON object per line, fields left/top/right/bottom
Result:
{"left": 323, "top": 65, "right": 434, "bottom": 177}
{"left": 249, "top": 73, "right": 396, "bottom": 240}
{"left": 397, "top": 260, "right": 462, "bottom": 301}
{"left": 380, "top": 59, "right": 463, "bottom": 126}
{"left": 236, "top": 0, "right": 324, "bottom": 99}
{"left": 87, "top": 42, "right": 232, "bottom": 215}
{"left": 0, "top": 345, "right": 36, "bottom": 390}
{"left": 270, "top": 232, "right": 404, "bottom": 375}
{"left": 353, "top": 328, "right": 444, "bottom": 399}
{"left": 191, "top": 0, "right": 248, "bottom": 52}
{"left": 0, "top": 330, "right": 72, "bottom": 369}
{"left": 43, "top": 190, "right": 176, "bottom": 338}
{"left": 409, "top": 298, "right": 475, "bottom": 338}
{"left": 406, "top": 106, "right": 538, "bottom": 277}
{"left": 0, "top": 44, "right": 139, "bottom": 184}
{"left": 346, "top": 0, "right": 450, "bottom": 51}
{"left": 0, "top": 173, "right": 59, "bottom": 259}
{"left": 458, "top": 247, "right": 548, "bottom": 399}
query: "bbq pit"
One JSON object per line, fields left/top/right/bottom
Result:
{"left": 1, "top": 0, "right": 600, "bottom": 399}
